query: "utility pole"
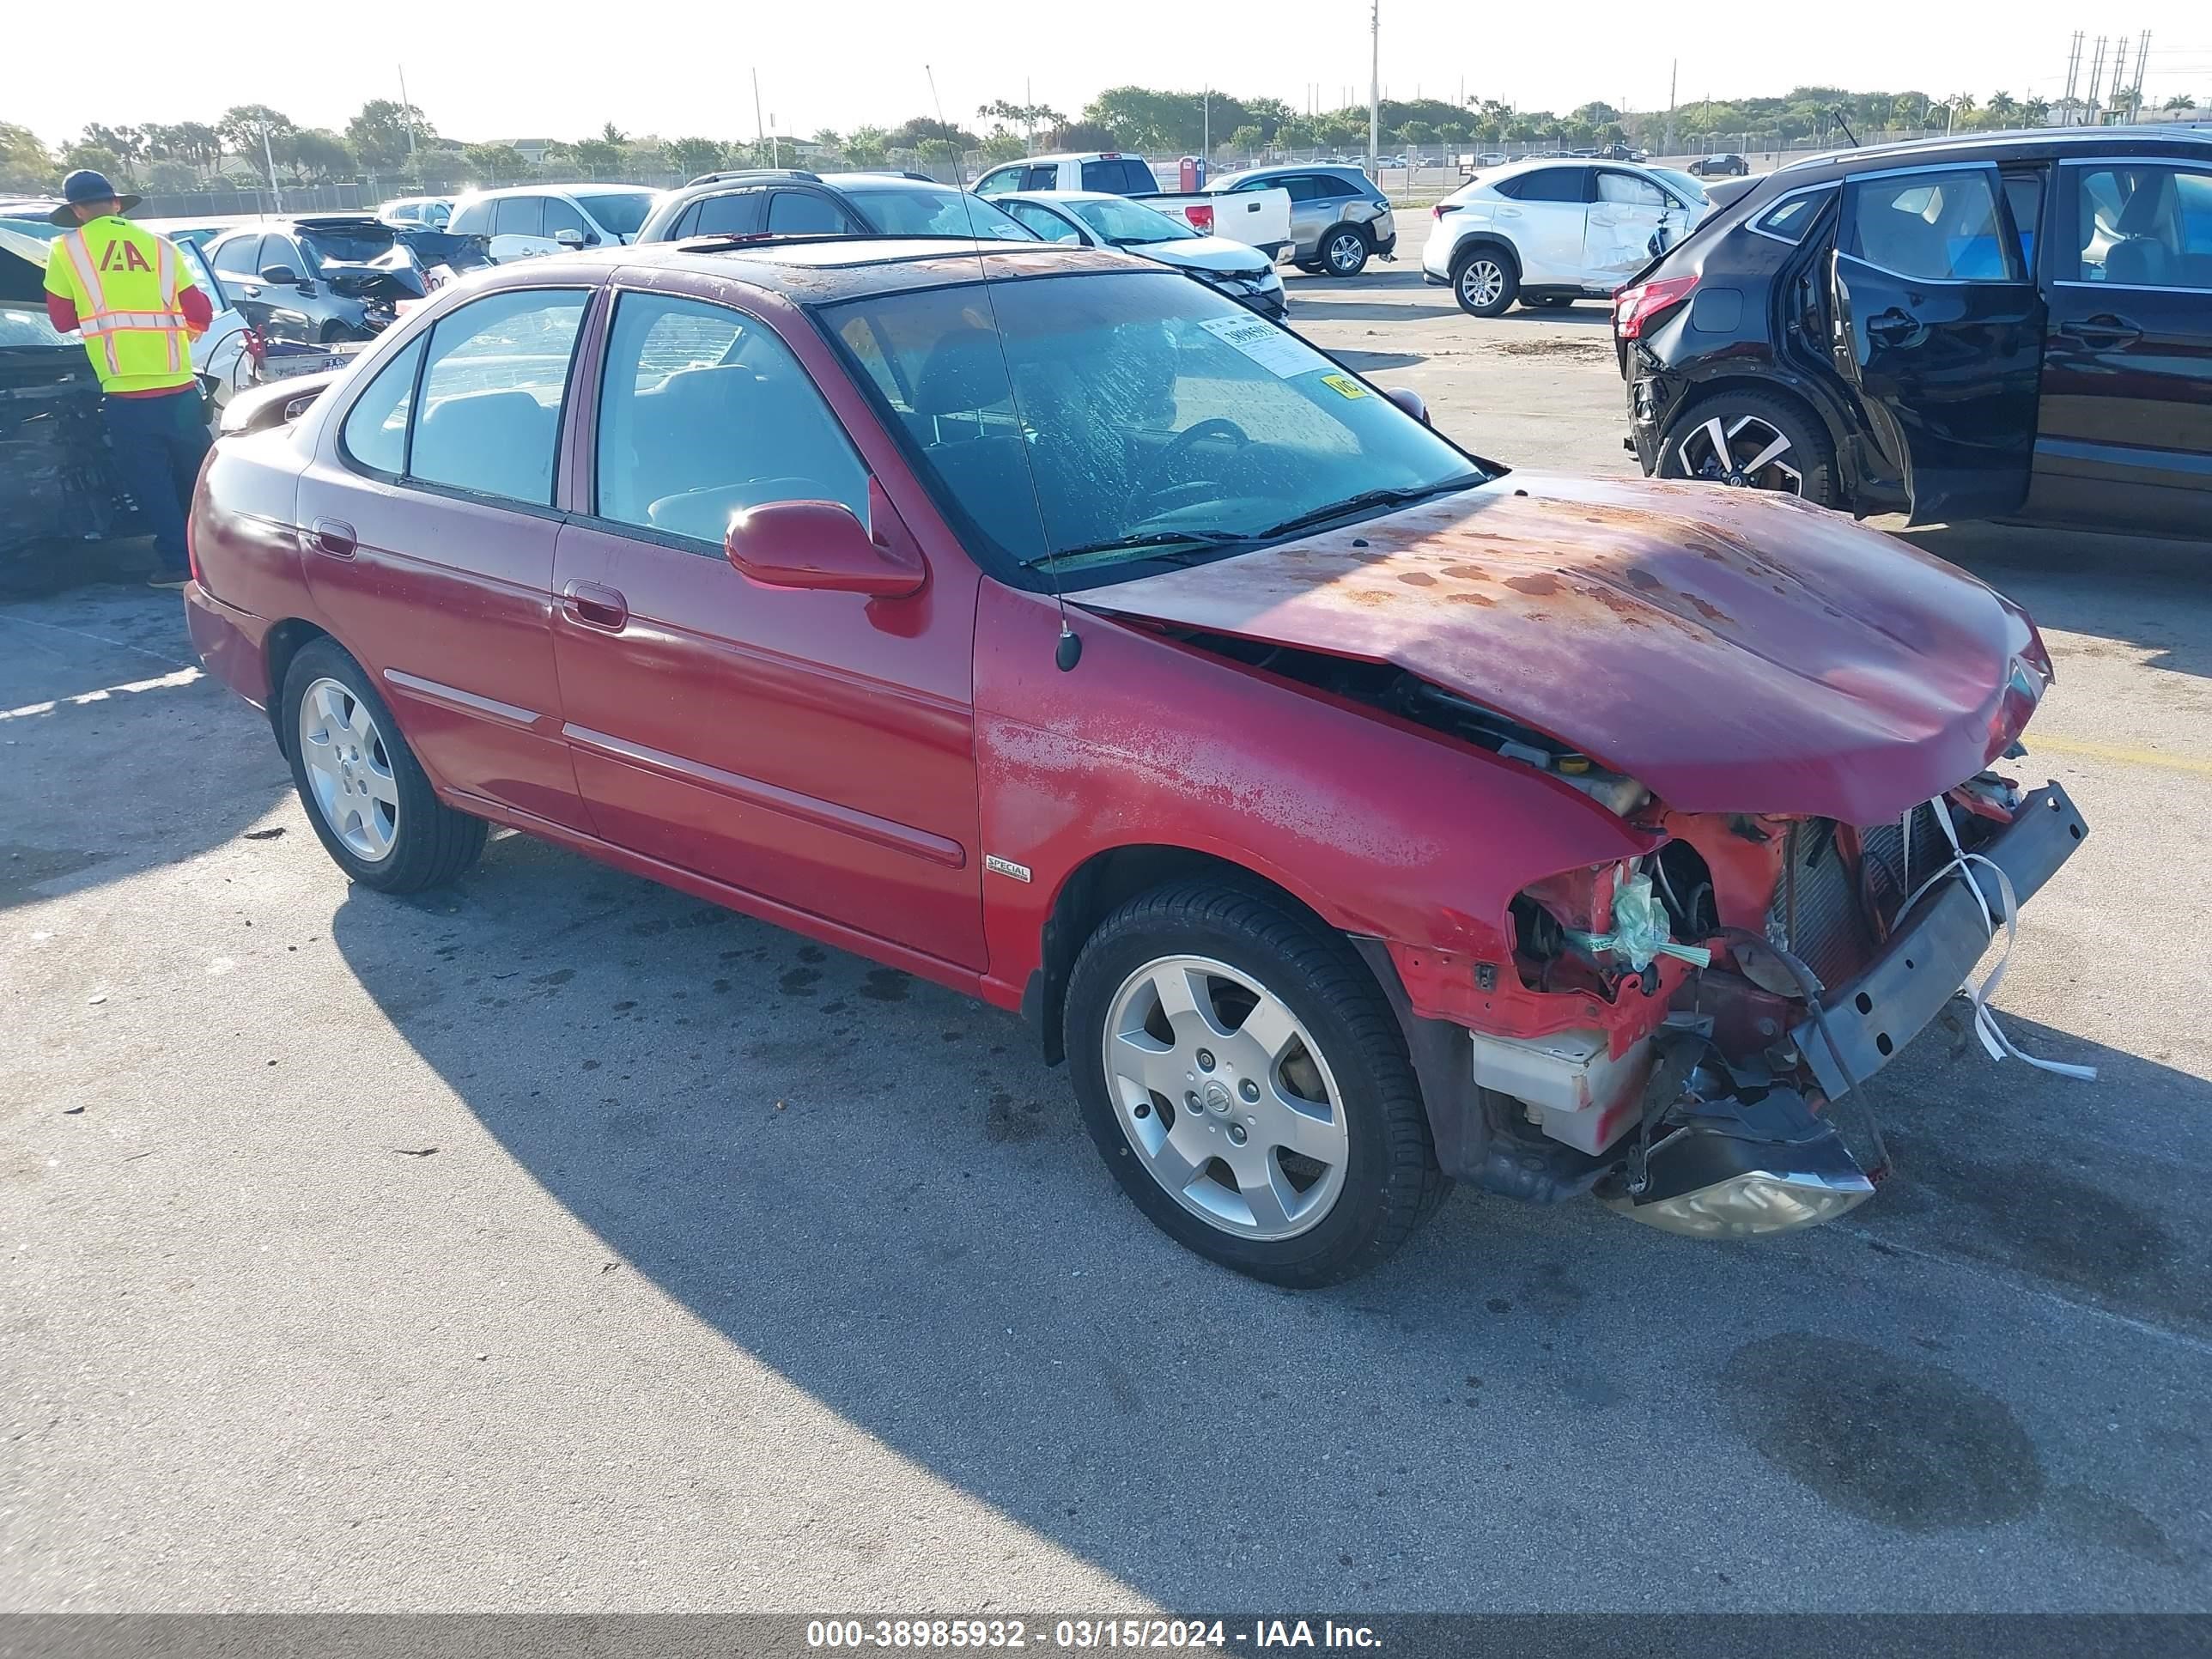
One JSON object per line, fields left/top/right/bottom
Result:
{"left": 2110, "top": 34, "right": 2131, "bottom": 125}
{"left": 261, "top": 121, "right": 283, "bottom": 213}
{"left": 1367, "top": 0, "right": 1380, "bottom": 176}
{"left": 1203, "top": 86, "right": 1210, "bottom": 161}
{"left": 2086, "top": 36, "right": 2108, "bottom": 121}
{"left": 2133, "top": 30, "right": 2151, "bottom": 120}
{"left": 752, "top": 68, "right": 766, "bottom": 159}
{"left": 1665, "top": 58, "right": 1677, "bottom": 156}
{"left": 398, "top": 64, "right": 418, "bottom": 167}
{"left": 2062, "top": 30, "right": 2082, "bottom": 117}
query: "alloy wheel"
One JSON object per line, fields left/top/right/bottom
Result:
{"left": 297, "top": 677, "right": 399, "bottom": 862}
{"left": 1459, "top": 258, "right": 1505, "bottom": 310}
{"left": 1100, "top": 954, "right": 1349, "bottom": 1241}
{"left": 1676, "top": 411, "right": 1804, "bottom": 495}
{"left": 1328, "top": 232, "right": 1366, "bottom": 273}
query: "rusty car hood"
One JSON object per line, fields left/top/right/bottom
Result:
{"left": 1080, "top": 473, "right": 2041, "bottom": 823}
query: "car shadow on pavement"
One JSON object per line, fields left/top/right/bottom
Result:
{"left": 327, "top": 832, "right": 2212, "bottom": 1608}
{"left": 0, "top": 586, "right": 293, "bottom": 910}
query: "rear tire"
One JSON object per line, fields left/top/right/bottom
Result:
{"left": 1451, "top": 246, "right": 1519, "bottom": 317}
{"left": 1063, "top": 878, "right": 1447, "bottom": 1286}
{"left": 1656, "top": 389, "right": 1840, "bottom": 507}
{"left": 282, "top": 637, "right": 485, "bottom": 893}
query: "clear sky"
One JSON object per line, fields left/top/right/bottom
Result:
{"left": 15, "top": 0, "right": 2211, "bottom": 144}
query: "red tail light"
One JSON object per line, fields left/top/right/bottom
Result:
{"left": 1184, "top": 204, "right": 1214, "bottom": 233}
{"left": 1613, "top": 274, "right": 1698, "bottom": 341}
{"left": 242, "top": 325, "right": 266, "bottom": 363}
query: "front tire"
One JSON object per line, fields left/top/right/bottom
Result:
{"left": 1656, "top": 389, "right": 1839, "bottom": 507}
{"left": 1320, "top": 225, "right": 1370, "bottom": 277}
{"left": 1452, "top": 247, "right": 1519, "bottom": 316}
{"left": 282, "top": 637, "right": 486, "bottom": 892}
{"left": 1063, "top": 879, "right": 1447, "bottom": 1286}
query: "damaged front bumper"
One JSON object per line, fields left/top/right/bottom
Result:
{"left": 1365, "top": 781, "right": 2092, "bottom": 1241}
{"left": 1605, "top": 781, "right": 2089, "bottom": 1237}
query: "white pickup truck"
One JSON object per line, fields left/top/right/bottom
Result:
{"left": 972, "top": 153, "right": 1292, "bottom": 259}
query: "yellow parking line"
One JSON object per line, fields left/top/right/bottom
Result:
{"left": 2027, "top": 732, "right": 2212, "bottom": 776}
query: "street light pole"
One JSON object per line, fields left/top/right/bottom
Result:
{"left": 1368, "top": 0, "right": 1380, "bottom": 175}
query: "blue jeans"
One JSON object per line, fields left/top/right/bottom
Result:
{"left": 103, "top": 386, "right": 212, "bottom": 575}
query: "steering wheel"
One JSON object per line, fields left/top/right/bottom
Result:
{"left": 1139, "top": 417, "right": 1253, "bottom": 510}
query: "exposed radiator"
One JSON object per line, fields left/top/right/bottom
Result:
{"left": 1765, "top": 802, "right": 1958, "bottom": 993}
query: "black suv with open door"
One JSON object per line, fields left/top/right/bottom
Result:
{"left": 1613, "top": 127, "right": 2212, "bottom": 535}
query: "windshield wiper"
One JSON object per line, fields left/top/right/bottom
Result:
{"left": 1250, "top": 477, "right": 1485, "bottom": 543}
{"left": 1022, "top": 529, "right": 1249, "bottom": 571}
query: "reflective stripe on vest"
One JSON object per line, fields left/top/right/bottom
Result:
{"left": 59, "top": 231, "right": 119, "bottom": 376}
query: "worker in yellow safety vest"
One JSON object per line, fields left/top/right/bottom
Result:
{"left": 43, "top": 170, "right": 216, "bottom": 590}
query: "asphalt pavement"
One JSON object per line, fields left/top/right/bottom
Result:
{"left": 3, "top": 223, "right": 2208, "bottom": 1613}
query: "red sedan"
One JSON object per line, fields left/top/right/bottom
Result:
{"left": 186, "top": 236, "right": 2087, "bottom": 1284}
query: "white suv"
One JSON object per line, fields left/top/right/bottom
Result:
{"left": 1423, "top": 160, "right": 1706, "bottom": 316}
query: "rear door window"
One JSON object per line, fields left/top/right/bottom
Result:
{"left": 1021, "top": 164, "right": 1060, "bottom": 191}
{"left": 1509, "top": 168, "right": 1589, "bottom": 204}
{"left": 2067, "top": 162, "right": 2212, "bottom": 290}
{"left": 408, "top": 288, "right": 590, "bottom": 505}
{"left": 1845, "top": 167, "right": 2018, "bottom": 282}
{"left": 1310, "top": 174, "right": 1360, "bottom": 200}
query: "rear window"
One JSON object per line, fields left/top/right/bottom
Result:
{"left": 300, "top": 223, "right": 394, "bottom": 263}
{"left": 447, "top": 198, "right": 491, "bottom": 236}
{"left": 1080, "top": 159, "right": 1155, "bottom": 194}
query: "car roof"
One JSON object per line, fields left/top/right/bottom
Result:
{"left": 1001, "top": 190, "right": 1134, "bottom": 204}
{"left": 1777, "top": 124, "right": 2212, "bottom": 177}
{"left": 457, "top": 183, "right": 651, "bottom": 201}
{"left": 459, "top": 236, "right": 1159, "bottom": 305}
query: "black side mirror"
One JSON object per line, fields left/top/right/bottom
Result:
{"left": 1384, "top": 386, "right": 1431, "bottom": 426}
{"left": 259, "top": 264, "right": 300, "bottom": 286}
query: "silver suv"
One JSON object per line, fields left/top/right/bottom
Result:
{"left": 1204, "top": 165, "right": 1397, "bottom": 276}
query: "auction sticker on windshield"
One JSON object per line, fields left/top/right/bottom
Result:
{"left": 1196, "top": 313, "right": 1316, "bottom": 379}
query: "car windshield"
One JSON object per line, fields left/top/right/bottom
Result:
{"left": 1652, "top": 167, "right": 1709, "bottom": 204}
{"left": 823, "top": 270, "right": 1487, "bottom": 587}
{"left": 578, "top": 191, "right": 656, "bottom": 236}
{"left": 844, "top": 185, "right": 1036, "bottom": 240}
{"left": 1066, "top": 196, "right": 1195, "bottom": 245}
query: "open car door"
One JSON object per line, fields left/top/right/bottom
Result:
{"left": 1828, "top": 162, "right": 2044, "bottom": 524}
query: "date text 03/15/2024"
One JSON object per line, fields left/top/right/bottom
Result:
{"left": 804, "top": 1619, "right": 1382, "bottom": 1650}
